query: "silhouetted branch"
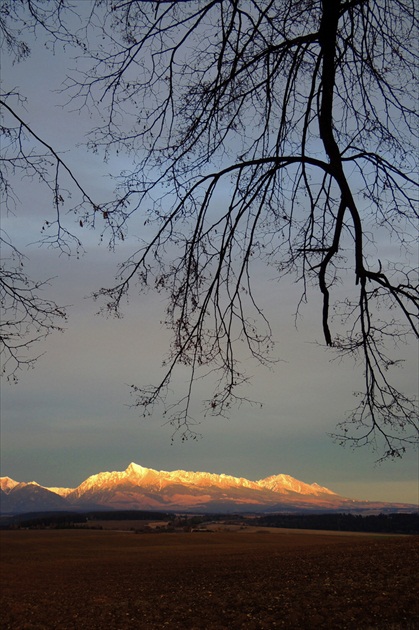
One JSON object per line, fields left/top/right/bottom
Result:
{"left": 1, "top": 1, "right": 417, "bottom": 457}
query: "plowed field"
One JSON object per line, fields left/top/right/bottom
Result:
{"left": 1, "top": 529, "right": 417, "bottom": 629}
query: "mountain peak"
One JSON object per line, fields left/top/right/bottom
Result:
{"left": 258, "top": 474, "right": 336, "bottom": 496}
{"left": 0, "top": 477, "right": 19, "bottom": 494}
{"left": 125, "top": 462, "right": 150, "bottom": 477}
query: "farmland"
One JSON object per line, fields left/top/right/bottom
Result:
{"left": 1, "top": 528, "right": 418, "bottom": 629}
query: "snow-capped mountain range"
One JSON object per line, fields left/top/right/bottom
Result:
{"left": 0, "top": 462, "right": 414, "bottom": 514}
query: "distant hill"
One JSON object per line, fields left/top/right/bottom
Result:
{"left": 0, "top": 482, "right": 69, "bottom": 513}
{"left": 1, "top": 462, "right": 416, "bottom": 515}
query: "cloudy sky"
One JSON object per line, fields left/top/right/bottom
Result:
{"left": 1, "top": 4, "right": 417, "bottom": 504}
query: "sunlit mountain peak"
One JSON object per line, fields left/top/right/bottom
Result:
{"left": 258, "top": 474, "right": 337, "bottom": 496}
{"left": 0, "top": 477, "right": 19, "bottom": 493}
{"left": 125, "top": 462, "right": 150, "bottom": 477}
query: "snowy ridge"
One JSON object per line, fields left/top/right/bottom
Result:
{"left": 66, "top": 462, "right": 336, "bottom": 497}
{"left": 1, "top": 463, "right": 336, "bottom": 497}
{"left": 257, "top": 474, "right": 336, "bottom": 496}
{"left": 1, "top": 463, "right": 415, "bottom": 514}
{"left": 0, "top": 463, "right": 376, "bottom": 516}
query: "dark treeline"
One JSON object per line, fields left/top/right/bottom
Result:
{"left": 1, "top": 511, "right": 418, "bottom": 534}
{"left": 0, "top": 510, "right": 173, "bottom": 530}
{"left": 253, "top": 512, "right": 419, "bottom": 534}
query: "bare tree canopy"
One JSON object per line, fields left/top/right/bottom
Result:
{"left": 1, "top": 0, "right": 418, "bottom": 459}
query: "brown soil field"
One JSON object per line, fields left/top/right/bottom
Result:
{"left": 1, "top": 529, "right": 417, "bottom": 629}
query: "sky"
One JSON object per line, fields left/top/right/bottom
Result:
{"left": 1, "top": 4, "right": 418, "bottom": 505}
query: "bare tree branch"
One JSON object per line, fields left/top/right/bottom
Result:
{"left": 1, "top": 0, "right": 417, "bottom": 457}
